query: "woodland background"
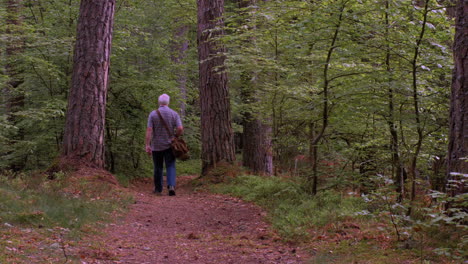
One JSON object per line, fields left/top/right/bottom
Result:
{"left": 0, "top": 0, "right": 466, "bottom": 262}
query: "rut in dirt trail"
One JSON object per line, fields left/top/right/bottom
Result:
{"left": 80, "top": 175, "right": 309, "bottom": 264}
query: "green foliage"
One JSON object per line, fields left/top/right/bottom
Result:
{"left": 0, "top": 172, "right": 131, "bottom": 231}
{"left": 0, "top": 0, "right": 461, "bottom": 259}
{"left": 0, "top": 0, "right": 77, "bottom": 170}
{"left": 213, "top": 175, "right": 366, "bottom": 241}
{"left": 0, "top": 0, "right": 200, "bottom": 176}
{"left": 223, "top": 0, "right": 452, "bottom": 195}
{"left": 362, "top": 174, "right": 467, "bottom": 261}
{"left": 177, "top": 158, "right": 201, "bottom": 176}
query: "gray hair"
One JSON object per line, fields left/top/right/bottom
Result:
{"left": 158, "top": 94, "right": 170, "bottom": 105}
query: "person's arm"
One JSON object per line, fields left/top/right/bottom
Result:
{"left": 145, "top": 127, "right": 152, "bottom": 155}
{"left": 175, "top": 126, "right": 184, "bottom": 137}
{"left": 174, "top": 113, "right": 183, "bottom": 137}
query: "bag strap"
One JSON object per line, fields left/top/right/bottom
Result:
{"left": 156, "top": 110, "right": 173, "bottom": 137}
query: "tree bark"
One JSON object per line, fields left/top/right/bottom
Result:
{"left": 197, "top": 0, "right": 236, "bottom": 175}
{"left": 62, "top": 0, "right": 115, "bottom": 168}
{"left": 241, "top": 73, "right": 273, "bottom": 175}
{"left": 4, "top": 0, "right": 26, "bottom": 171}
{"left": 447, "top": 0, "right": 468, "bottom": 196}
{"left": 238, "top": 0, "right": 274, "bottom": 175}
{"left": 242, "top": 116, "right": 273, "bottom": 175}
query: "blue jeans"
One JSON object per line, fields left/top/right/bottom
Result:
{"left": 152, "top": 148, "right": 176, "bottom": 193}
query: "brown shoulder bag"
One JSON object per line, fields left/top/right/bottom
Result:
{"left": 156, "top": 110, "right": 189, "bottom": 161}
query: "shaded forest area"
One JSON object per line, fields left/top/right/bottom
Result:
{"left": 0, "top": 0, "right": 467, "bottom": 262}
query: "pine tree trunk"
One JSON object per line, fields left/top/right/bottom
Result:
{"left": 447, "top": 0, "right": 468, "bottom": 196}
{"left": 197, "top": 0, "right": 236, "bottom": 175}
{"left": 62, "top": 0, "right": 115, "bottom": 168}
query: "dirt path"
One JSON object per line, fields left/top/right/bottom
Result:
{"left": 78, "top": 175, "right": 309, "bottom": 264}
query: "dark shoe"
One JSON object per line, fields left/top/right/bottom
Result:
{"left": 168, "top": 186, "right": 176, "bottom": 196}
{"left": 153, "top": 190, "right": 162, "bottom": 196}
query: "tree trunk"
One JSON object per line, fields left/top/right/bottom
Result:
{"left": 238, "top": 0, "right": 274, "bottom": 175}
{"left": 308, "top": 2, "right": 346, "bottom": 195}
{"left": 242, "top": 100, "right": 273, "bottom": 175}
{"left": 385, "top": 0, "right": 405, "bottom": 199}
{"left": 309, "top": 122, "right": 318, "bottom": 194}
{"left": 447, "top": 0, "right": 468, "bottom": 196}
{"left": 4, "top": 0, "right": 25, "bottom": 171}
{"left": 408, "top": 0, "right": 430, "bottom": 216}
{"left": 62, "top": 0, "right": 115, "bottom": 168}
{"left": 171, "top": 25, "right": 189, "bottom": 118}
{"left": 197, "top": 0, "right": 236, "bottom": 175}
{"left": 241, "top": 69, "right": 274, "bottom": 175}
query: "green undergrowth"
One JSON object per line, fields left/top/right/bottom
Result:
{"left": 177, "top": 158, "right": 202, "bottom": 175}
{"left": 211, "top": 174, "right": 366, "bottom": 241}
{"left": 0, "top": 171, "right": 133, "bottom": 233}
{"left": 211, "top": 174, "right": 464, "bottom": 263}
{"left": 0, "top": 170, "right": 134, "bottom": 262}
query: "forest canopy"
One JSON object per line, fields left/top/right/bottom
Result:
{"left": 0, "top": 0, "right": 454, "bottom": 187}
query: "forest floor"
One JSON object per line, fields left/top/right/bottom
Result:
{"left": 1, "top": 170, "right": 459, "bottom": 263}
{"left": 76, "top": 175, "right": 311, "bottom": 264}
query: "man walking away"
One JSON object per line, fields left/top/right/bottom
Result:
{"left": 145, "top": 94, "right": 183, "bottom": 196}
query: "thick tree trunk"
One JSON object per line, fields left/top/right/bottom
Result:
{"left": 62, "top": 0, "right": 115, "bottom": 168}
{"left": 238, "top": 0, "right": 273, "bottom": 175}
{"left": 447, "top": 0, "right": 468, "bottom": 196}
{"left": 242, "top": 110, "right": 273, "bottom": 175}
{"left": 197, "top": 0, "right": 236, "bottom": 175}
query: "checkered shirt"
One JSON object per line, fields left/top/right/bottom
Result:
{"left": 147, "top": 106, "right": 182, "bottom": 151}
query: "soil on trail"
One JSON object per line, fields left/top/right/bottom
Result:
{"left": 79, "top": 175, "right": 309, "bottom": 264}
